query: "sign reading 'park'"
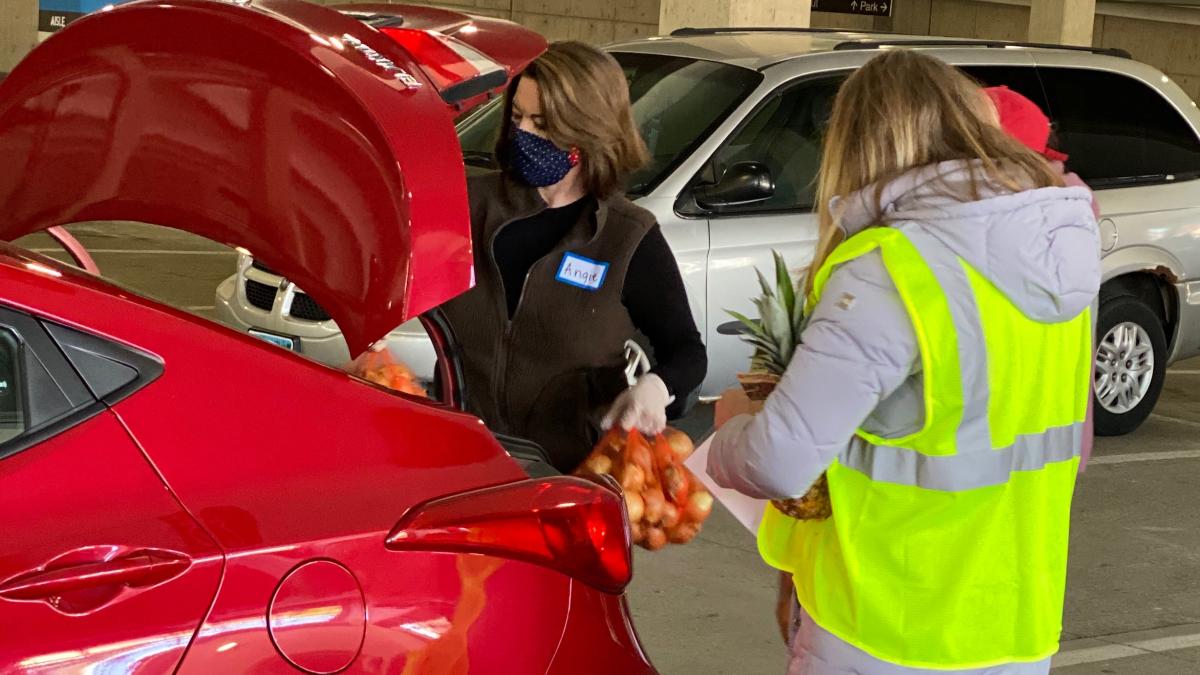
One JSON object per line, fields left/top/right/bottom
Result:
{"left": 812, "top": 0, "right": 893, "bottom": 16}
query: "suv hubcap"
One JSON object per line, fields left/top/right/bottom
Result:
{"left": 1095, "top": 321, "right": 1154, "bottom": 414}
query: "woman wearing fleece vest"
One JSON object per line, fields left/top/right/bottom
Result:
{"left": 441, "top": 42, "right": 706, "bottom": 473}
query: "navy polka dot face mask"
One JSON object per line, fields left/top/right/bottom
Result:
{"left": 511, "top": 128, "right": 578, "bottom": 188}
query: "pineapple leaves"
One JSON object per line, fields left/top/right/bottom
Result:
{"left": 773, "top": 251, "right": 795, "bottom": 320}
{"left": 726, "top": 310, "right": 768, "bottom": 339}
{"left": 755, "top": 295, "right": 793, "bottom": 367}
{"left": 755, "top": 268, "right": 775, "bottom": 302}
{"left": 724, "top": 249, "right": 808, "bottom": 378}
{"left": 792, "top": 271, "right": 809, "bottom": 338}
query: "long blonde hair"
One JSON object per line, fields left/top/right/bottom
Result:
{"left": 807, "top": 50, "right": 1063, "bottom": 294}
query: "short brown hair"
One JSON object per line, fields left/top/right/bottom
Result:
{"left": 497, "top": 41, "right": 648, "bottom": 198}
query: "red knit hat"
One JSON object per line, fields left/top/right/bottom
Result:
{"left": 984, "top": 86, "right": 1068, "bottom": 162}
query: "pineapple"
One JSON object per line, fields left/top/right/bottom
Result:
{"left": 727, "top": 251, "right": 807, "bottom": 378}
{"left": 726, "top": 251, "right": 831, "bottom": 521}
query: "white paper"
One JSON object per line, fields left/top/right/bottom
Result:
{"left": 685, "top": 436, "right": 767, "bottom": 535}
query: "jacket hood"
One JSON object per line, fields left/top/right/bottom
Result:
{"left": 835, "top": 160, "right": 1101, "bottom": 322}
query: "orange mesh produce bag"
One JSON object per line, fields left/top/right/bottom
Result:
{"left": 347, "top": 347, "right": 427, "bottom": 398}
{"left": 576, "top": 427, "right": 714, "bottom": 550}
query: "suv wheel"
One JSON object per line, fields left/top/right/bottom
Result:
{"left": 1094, "top": 296, "right": 1167, "bottom": 436}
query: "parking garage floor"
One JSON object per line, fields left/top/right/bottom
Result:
{"left": 20, "top": 222, "right": 1200, "bottom": 674}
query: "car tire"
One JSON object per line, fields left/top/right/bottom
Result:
{"left": 1093, "top": 296, "right": 1168, "bottom": 437}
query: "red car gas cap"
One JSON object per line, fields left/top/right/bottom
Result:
{"left": 269, "top": 560, "right": 366, "bottom": 674}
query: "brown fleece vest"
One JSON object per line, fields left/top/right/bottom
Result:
{"left": 441, "top": 172, "right": 656, "bottom": 472}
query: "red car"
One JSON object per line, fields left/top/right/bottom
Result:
{"left": 0, "top": 1, "right": 655, "bottom": 672}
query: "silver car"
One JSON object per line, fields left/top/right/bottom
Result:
{"left": 216, "top": 29, "right": 1200, "bottom": 436}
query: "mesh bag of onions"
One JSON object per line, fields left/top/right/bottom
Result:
{"left": 576, "top": 427, "right": 714, "bottom": 550}
{"left": 346, "top": 347, "right": 428, "bottom": 398}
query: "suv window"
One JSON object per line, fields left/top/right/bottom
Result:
{"left": 456, "top": 53, "right": 763, "bottom": 196}
{"left": 1038, "top": 68, "right": 1200, "bottom": 187}
{"left": 700, "top": 65, "right": 1050, "bottom": 215}
{"left": 707, "top": 75, "right": 844, "bottom": 213}
{"left": 960, "top": 65, "right": 1050, "bottom": 113}
{"left": 621, "top": 54, "right": 762, "bottom": 195}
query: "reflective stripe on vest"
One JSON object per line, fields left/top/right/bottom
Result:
{"left": 757, "top": 226, "right": 1090, "bottom": 669}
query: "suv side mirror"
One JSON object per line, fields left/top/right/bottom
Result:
{"left": 696, "top": 161, "right": 775, "bottom": 209}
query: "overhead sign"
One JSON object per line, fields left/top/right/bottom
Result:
{"left": 38, "top": 0, "right": 83, "bottom": 32}
{"left": 812, "top": 0, "right": 893, "bottom": 16}
{"left": 38, "top": 0, "right": 127, "bottom": 32}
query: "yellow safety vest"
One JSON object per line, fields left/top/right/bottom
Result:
{"left": 758, "top": 226, "right": 1090, "bottom": 669}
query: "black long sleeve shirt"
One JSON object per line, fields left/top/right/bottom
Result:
{"left": 492, "top": 198, "right": 707, "bottom": 409}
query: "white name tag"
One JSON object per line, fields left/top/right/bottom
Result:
{"left": 555, "top": 252, "right": 609, "bottom": 291}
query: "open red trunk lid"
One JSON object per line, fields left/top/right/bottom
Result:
{"left": 0, "top": 0, "right": 543, "bottom": 354}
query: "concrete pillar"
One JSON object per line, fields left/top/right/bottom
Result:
{"left": 887, "top": 0, "right": 932, "bottom": 36}
{"left": 0, "top": 0, "right": 37, "bottom": 73}
{"left": 1027, "top": 0, "right": 1095, "bottom": 46}
{"left": 660, "top": 0, "right": 810, "bottom": 35}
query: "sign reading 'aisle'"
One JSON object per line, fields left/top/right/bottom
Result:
{"left": 38, "top": 0, "right": 130, "bottom": 32}
{"left": 812, "top": 0, "right": 893, "bottom": 16}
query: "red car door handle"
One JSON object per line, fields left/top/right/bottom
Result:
{"left": 0, "top": 549, "right": 191, "bottom": 607}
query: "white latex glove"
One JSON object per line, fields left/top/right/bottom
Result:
{"left": 601, "top": 373, "right": 675, "bottom": 435}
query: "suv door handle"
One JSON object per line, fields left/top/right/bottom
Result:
{"left": 0, "top": 548, "right": 191, "bottom": 613}
{"left": 717, "top": 320, "right": 754, "bottom": 336}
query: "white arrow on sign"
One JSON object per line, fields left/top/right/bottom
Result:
{"left": 850, "top": 1, "right": 858, "bottom": 8}
{"left": 881, "top": 2, "right": 889, "bottom": 11}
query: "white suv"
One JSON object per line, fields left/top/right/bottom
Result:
{"left": 217, "top": 28, "right": 1200, "bottom": 436}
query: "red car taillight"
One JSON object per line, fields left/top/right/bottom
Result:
{"left": 386, "top": 477, "right": 633, "bottom": 594}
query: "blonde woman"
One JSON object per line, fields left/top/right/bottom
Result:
{"left": 442, "top": 42, "right": 706, "bottom": 473}
{"left": 709, "top": 51, "right": 1099, "bottom": 674}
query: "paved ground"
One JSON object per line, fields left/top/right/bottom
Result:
{"left": 17, "top": 223, "right": 1200, "bottom": 674}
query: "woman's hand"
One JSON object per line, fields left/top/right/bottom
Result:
{"left": 714, "top": 387, "right": 757, "bottom": 429}
{"left": 602, "top": 374, "right": 673, "bottom": 435}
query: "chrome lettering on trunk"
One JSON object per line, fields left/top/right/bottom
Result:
{"left": 341, "top": 34, "right": 423, "bottom": 89}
